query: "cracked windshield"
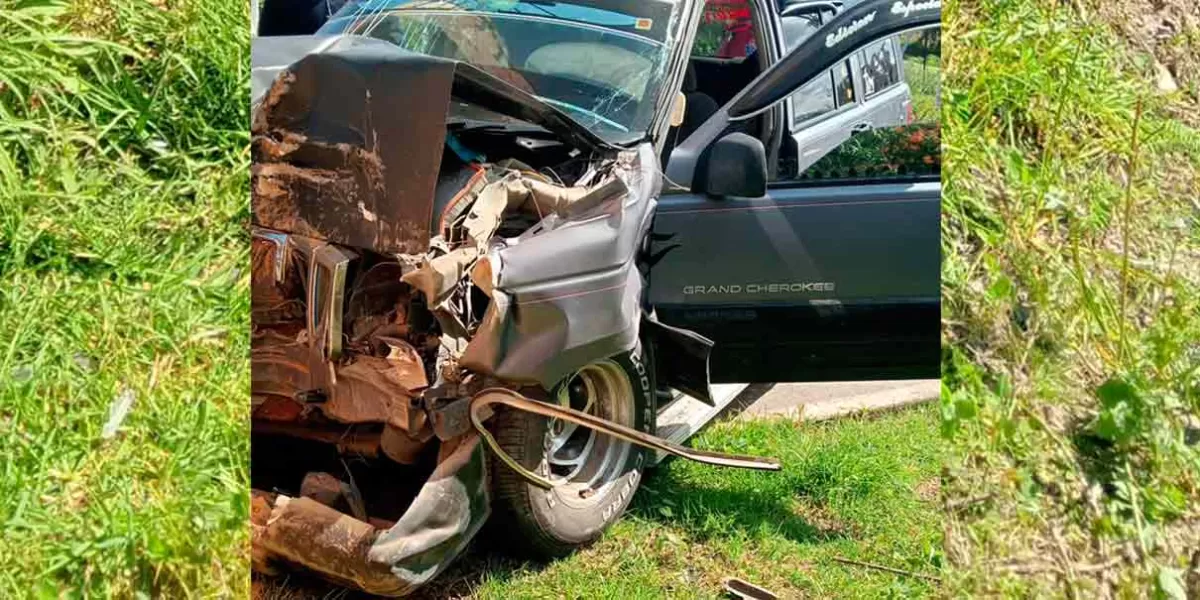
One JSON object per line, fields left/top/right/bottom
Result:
{"left": 320, "top": 0, "right": 682, "bottom": 143}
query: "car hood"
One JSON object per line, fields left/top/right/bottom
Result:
{"left": 251, "top": 34, "right": 618, "bottom": 157}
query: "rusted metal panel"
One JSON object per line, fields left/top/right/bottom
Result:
{"left": 251, "top": 229, "right": 430, "bottom": 432}
{"left": 299, "top": 472, "right": 352, "bottom": 508}
{"left": 252, "top": 433, "right": 490, "bottom": 597}
{"left": 251, "top": 342, "right": 429, "bottom": 432}
{"left": 327, "top": 355, "right": 426, "bottom": 431}
{"left": 252, "top": 48, "right": 459, "bottom": 255}
{"left": 258, "top": 495, "right": 407, "bottom": 596}
{"left": 379, "top": 425, "right": 428, "bottom": 465}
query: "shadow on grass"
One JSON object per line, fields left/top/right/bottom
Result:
{"left": 255, "top": 384, "right": 869, "bottom": 598}
{"left": 252, "top": 546, "right": 534, "bottom": 600}
{"left": 253, "top": 465, "right": 846, "bottom": 599}
{"left": 630, "top": 462, "right": 854, "bottom": 545}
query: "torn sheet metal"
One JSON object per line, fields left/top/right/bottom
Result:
{"left": 252, "top": 35, "right": 618, "bottom": 256}
{"left": 401, "top": 170, "right": 619, "bottom": 310}
{"left": 251, "top": 229, "right": 430, "bottom": 432}
{"left": 253, "top": 433, "right": 489, "bottom": 597}
{"left": 252, "top": 46, "right": 456, "bottom": 255}
{"left": 460, "top": 143, "right": 661, "bottom": 388}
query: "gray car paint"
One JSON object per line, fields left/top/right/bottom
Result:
{"left": 461, "top": 143, "right": 662, "bottom": 389}
{"left": 655, "top": 0, "right": 940, "bottom": 381}
{"left": 650, "top": 180, "right": 939, "bottom": 306}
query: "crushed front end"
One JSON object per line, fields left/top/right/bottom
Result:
{"left": 249, "top": 36, "right": 649, "bottom": 595}
{"left": 248, "top": 33, "right": 778, "bottom": 596}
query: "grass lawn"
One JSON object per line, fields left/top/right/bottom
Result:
{"left": 0, "top": 0, "right": 249, "bottom": 596}
{"left": 904, "top": 55, "right": 940, "bottom": 122}
{"left": 260, "top": 404, "right": 943, "bottom": 599}
{"left": 942, "top": 0, "right": 1200, "bottom": 595}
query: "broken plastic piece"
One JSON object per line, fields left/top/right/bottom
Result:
{"left": 101, "top": 386, "right": 136, "bottom": 439}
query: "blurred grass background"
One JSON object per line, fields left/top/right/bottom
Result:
{"left": 942, "top": 0, "right": 1200, "bottom": 596}
{"left": 0, "top": 0, "right": 249, "bottom": 596}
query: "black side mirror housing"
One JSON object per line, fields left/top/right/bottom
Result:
{"left": 695, "top": 132, "right": 767, "bottom": 198}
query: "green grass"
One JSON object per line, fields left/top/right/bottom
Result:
{"left": 942, "top": 0, "right": 1200, "bottom": 596}
{"left": 413, "top": 406, "right": 942, "bottom": 599}
{"left": 904, "top": 55, "right": 940, "bottom": 122}
{"left": 0, "top": 0, "right": 249, "bottom": 596}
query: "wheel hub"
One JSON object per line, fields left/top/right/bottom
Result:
{"left": 544, "top": 361, "right": 634, "bottom": 493}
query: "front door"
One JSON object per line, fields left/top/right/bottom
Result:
{"left": 650, "top": 0, "right": 941, "bottom": 383}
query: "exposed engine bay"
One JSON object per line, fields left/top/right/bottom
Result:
{"left": 248, "top": 36, "right": 774, "bottom": 596}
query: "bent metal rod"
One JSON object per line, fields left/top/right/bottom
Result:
{"left": 469, "top": 387, "right": 782, "bottom": 490}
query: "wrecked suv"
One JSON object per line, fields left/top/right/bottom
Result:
{"left": 249, "top": 0, "right": 940, "bottom": 595}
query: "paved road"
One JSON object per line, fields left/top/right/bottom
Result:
{"left": 735, "top": 379, "right": 940, "bottom": 421}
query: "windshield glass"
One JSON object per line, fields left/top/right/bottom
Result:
{"left": 321, "top": 0, "right": 684, "bottom": 144}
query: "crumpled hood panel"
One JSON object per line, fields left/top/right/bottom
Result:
{"left": 251, "top": 35, "right": 616, "bottom": 255}
{"left": 252, "top": 48, "right": 451, "bottom": 254}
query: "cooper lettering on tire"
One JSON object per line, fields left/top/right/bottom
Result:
{"left": 487, "top": 341, "right": 655, "bottom": 558}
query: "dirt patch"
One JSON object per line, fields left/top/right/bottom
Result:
{"left": 1091, "top": 0, "right": 1200, "bottom": 91}
{"left": 791, "top": 501, "right": 858, "bottom": 538}
{"left": 915, "top": 478, "right": 941, "bottom": 503}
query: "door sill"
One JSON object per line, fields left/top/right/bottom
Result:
{"left": 651, "top": 383, "right": 748, "bottom": 466}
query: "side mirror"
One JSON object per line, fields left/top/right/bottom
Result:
{"left": 666, "top": 0, "right": 939, "bottom": 191}
{"left": 695, "top": 132, "right": 766, "bottom": 198}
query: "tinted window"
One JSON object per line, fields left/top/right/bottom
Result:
{"left": 860, "top": 38, "right": 899, "bottom": 97}
{"left": 832, "top": 59, "right": 854, "bottom": 106}
{"left": 789, "top": 59, "right": 853, "bottom": 126}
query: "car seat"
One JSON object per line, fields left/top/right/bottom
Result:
{"left": 662, "top": 62, "right": 719, "bottom": 164}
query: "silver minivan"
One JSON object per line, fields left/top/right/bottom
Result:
{"left": 782, "top": 1, "right": 918, "bottom": 172}
{"left": 679, "top": 0, "right": 936, "bottom": 177}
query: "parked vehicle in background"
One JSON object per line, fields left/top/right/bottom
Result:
{"left": 248, "top": 0, "right": 941, "bottom": 595}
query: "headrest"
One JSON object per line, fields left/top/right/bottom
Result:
{"left": 682, "top": 61, "right": 698, "bottom": 93}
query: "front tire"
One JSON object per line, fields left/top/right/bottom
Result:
{"left": 488, "top": 341, "right": 655, "bottom": 559}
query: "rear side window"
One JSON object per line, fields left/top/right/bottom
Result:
{"left": 779, "top": 9, "right": 822, "bottom": 50}
{"left": 833, "top": 59, "right": 854, "bottom": 106}
{"left": 860, "top": 38, "right": 899, "bottom": 97}
{"left": 789, "top": 59, "right": 854, "bottom": 126}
